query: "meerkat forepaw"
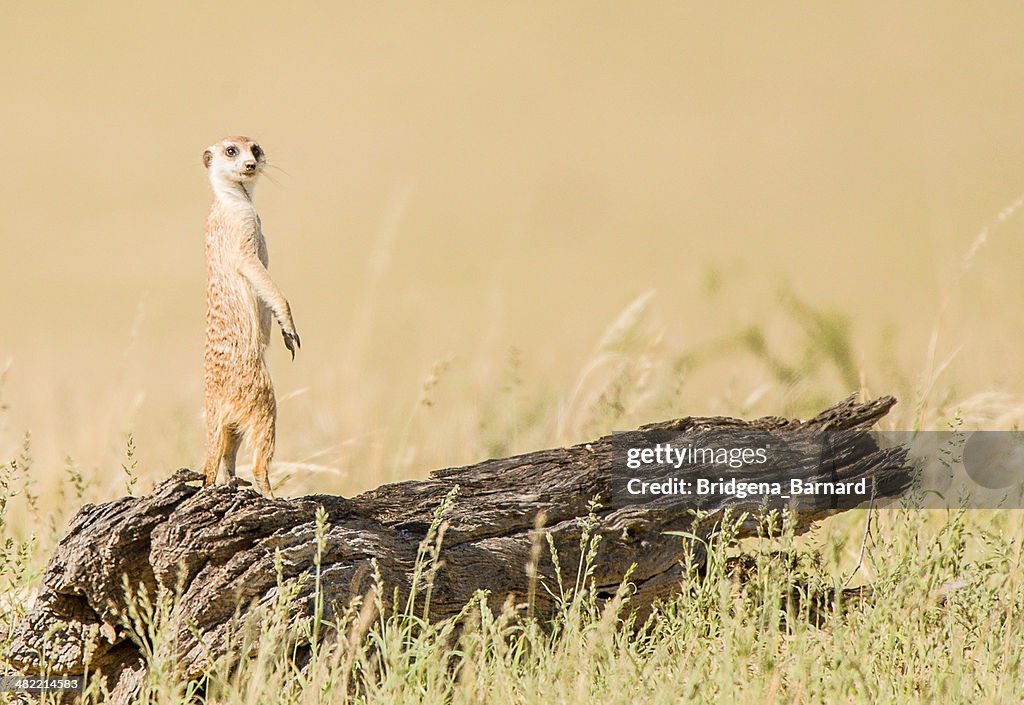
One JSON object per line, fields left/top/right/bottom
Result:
{"left": 282, "top": 329, "right": 301, "bottom": 359}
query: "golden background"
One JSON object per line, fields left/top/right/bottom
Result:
{"left": 2, "top": 3, "right": 1023, "bottom": 498}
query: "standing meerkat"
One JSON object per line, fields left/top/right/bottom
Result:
{"left": 201, "top": 136, "right": 300, "bottom": 497}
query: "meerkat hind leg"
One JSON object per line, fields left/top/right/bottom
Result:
{"left": 202, "top": 420, "right": 242, "bottom": 488}
{"left": 252, "top": 451, "right": 274, "bottom": 497}
{"left": 220, "top": 425, "right": 243, "bottom": 488}
{"left": 202, "top": 419, "right": 226, "bottom": 487}
{"left": 250, "top": 415, "right": 276, "bottom": 498}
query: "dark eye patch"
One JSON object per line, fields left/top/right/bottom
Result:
{"left": 251, "top": 144, "right": 263, "bottom": 159}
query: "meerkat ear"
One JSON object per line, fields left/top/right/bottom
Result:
{"left": 203, "top": 149, "right": 213, "bottom": 169}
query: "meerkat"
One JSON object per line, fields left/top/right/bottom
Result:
{"left": 200, "top": 136, "right": 300, "bottom": 497}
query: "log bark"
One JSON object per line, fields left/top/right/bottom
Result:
{"left": 6, "top": 395, "right": 911, "bottom": 699}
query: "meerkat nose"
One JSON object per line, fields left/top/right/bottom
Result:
{"left": 244, "top": 161, "right": 256, "bottom": 171}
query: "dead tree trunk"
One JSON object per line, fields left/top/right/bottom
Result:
{"left": 7, "top": 396, "right": 911, "bottom": 698}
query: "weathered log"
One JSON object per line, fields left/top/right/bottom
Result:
{"left": 6, "top": 395, "right": 912, "bottom": 699}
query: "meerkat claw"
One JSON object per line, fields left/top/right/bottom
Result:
{"left": 283, "top": 330, "right": 300, "bottom": 359}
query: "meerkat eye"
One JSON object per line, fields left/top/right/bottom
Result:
{"left": 251, "top": 145, "right": 263, "bottom": 159}
{"left": 225, "top": 146, "right": 238, "bottom": 157}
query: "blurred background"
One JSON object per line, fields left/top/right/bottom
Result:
{"left": 2, "top": 2, "right": 1024, "bottom": 502}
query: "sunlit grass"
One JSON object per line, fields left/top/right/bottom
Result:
{"left": 6, "top": 484, "right": 1020, "bottom": 704}
{"left": 3, "top": 189, "right": 1024, "bottom": 703}
{"left": 2, "top": 278, "right": 1024, "bottom": 703}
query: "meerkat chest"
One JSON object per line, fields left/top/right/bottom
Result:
{"left": 206, "top": 201, "right": 269, "bottom": 267}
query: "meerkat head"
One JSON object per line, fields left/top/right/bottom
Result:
{"left": 203, "top": 136, "right": 266, "bottom": 194}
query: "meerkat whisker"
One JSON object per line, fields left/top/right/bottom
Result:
{"left": 260, "top": 168, "right": 285, "bottom": 188}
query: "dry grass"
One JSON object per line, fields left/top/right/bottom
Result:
{"left": 3, "top": 3, "right": 1024, "bottom": 702}
{"left": 2, "top": 263, "right": 1023, "bottom": 702}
